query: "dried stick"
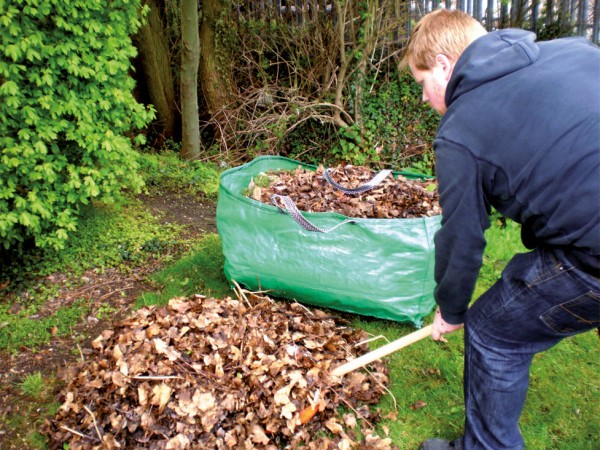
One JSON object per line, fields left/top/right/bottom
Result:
{"left": 129, "top": 375, "right": 180, "bottom": 381}
{"left": 83, "top": 405, "right": 102, "bottom": 442}
{"left": 59, "top": 424, "right": 90, "bottom": 439}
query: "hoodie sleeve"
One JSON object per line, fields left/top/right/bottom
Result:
{"left": 433, "top": 139, "right": 490, "bottom": 324}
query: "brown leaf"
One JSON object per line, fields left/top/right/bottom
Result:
{"left": 153, "top": 338, "right": 181, "bottom": 361}
{"left": 145, "top": 323, "right": 161, "bottom": 338}
{"left": 342, "top": 413, "right": 357, "bottom": 428}
{"left": 250, "top": 423, "right": 271, "bottom": 445}
{"left": 151, "top": 383, "right": 172, "bottom": 413}
{"left": 165, "top": 433, "right": 190, "bottom": 449}
{"left": 194, "top": 390, "right": 216, "bottom": 412}
{"left": 410, "top": 400, "right": 428, "bottom": 410}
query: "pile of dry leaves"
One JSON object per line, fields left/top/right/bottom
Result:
{"left": 248, "top": 165, "right": 441, "bottom": 219}
{"left": 43, "top": 289, "right": 397, "bottom": 449}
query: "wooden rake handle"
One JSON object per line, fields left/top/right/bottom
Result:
{"left": 298, "top": 324, "right": 433, "bottom": 424}
{"left": 331, "top": 324, "right": 433, "bottom": 377}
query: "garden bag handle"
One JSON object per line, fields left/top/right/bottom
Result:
{"left": 270, "top": 194, "right": 355, "bottom": 233}
{"left": 270, "top": 168, "right": 392, "bottom": 232}
{"left": 323, "top": 168, "right": 392, "bottom": 195}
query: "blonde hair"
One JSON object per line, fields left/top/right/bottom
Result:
{"left": 401, "top": 9, "right": 487, "bottom": 70}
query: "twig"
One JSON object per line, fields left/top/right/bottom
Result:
{"left": 128, "top": 375, "right": 181, "bottom": 380}
{"left": 231, "top": 279, "right": 274, "bottom": 306}
{"left": 83, "top": 405, "right": 103, "bottom": 443}
{"left": 96, "top": 285, "right": 136, "bottom": 302}
{"left": 74, "top": 278, "right": 138, "bottom": 296}
{"left": 76, "top": 343, "right": 85, "bottom": 363}
{"left": 231, "top": 279, "right": 252, "bottom": 308}
{"left": 59, "top": 424, "right": 90, "bottom": 439}
{"left": 330, "top": 386, "right": 375, "bottom": 430}
{"left": 354, "top": 334, "right": 390, "bottom": 348}
{"left": 292, "top": 301, "right": 316, "bottom": 318}
{"left": 363, "top": 365, "right": 397, "bottom": 411}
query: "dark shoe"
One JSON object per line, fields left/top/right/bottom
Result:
{"left": 419, "top": 438, "right": 462, "bottom": 450}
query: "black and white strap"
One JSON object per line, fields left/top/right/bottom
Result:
{"left": 271, "top": 194, "right": 355, "bottom": 233}
{"left": 323, "top": 168, "right": 392, "bottom": 194}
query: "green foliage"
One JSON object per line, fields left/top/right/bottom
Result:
{"left": 0, "top": 299, "right": 89, "bottom": 352}
{"left": 284, "top": 71, "right": 439, "bottom": 169}
{"left": 403, "top": 151, "right": 435, "bottom": 176}
{"left": 0, "top": 200, "right": 188, "bottom": 352}
{"left": 135, "top": 234, "right": 230, "bottom": 308}
{"left": 332, "top": 124, "right": 377, "bottom": 166}
{"left": 0, "top": 149, "right": 222, "bottom": 353}
{"left": 536, "top": 18, "right": 576, "bottom": 41}
{"left": 360, "top": 71, "right": 439, "bottom": 169}
{"left": 1, "top": 201, "right": 183, "bottom": 292}
{"left": 0, "top": 0, "right": 154, "bottom": 251}
{"left": 5, "top": 371, "right": 61, "bottom": 449}
{"left": 137, "top": 148, "right": 221, "bottom": 196}
{"left": 18, "top": 371, "right": 45, "bottom": 398}
{"left": 0, "top": 204, "right": 187, "bottom": 355}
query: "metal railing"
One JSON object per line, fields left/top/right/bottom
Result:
{"left": 237, "top": 0, "right": 599, "bottom": 43}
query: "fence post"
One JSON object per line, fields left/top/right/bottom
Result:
{"left": 593, "top": 0, "right": 599, "bottom": 42}
{"left": 531, "top": 0, "right": 541, "bottom": 32}
{"left": 545, "top": 0, "right": 555, "bottom": 26}
{"left": 577, "top": 0, "right": 589, "bottom": 35}
{"left": 485, "top": 0, "right": 495, "bottom": 30}
{"left": 474, "top": 0, "right": 483, "bottom": 20}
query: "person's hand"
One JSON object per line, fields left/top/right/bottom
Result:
{"left": 431, "top": 307, "right": 463, "bottom": 342}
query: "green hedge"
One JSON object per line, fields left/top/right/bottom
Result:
{"left": 0, "top": 0, "right": 154, "bottom": 250}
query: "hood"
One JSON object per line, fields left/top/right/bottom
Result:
{"left": 446, "top": 29, "right": 540, "bottom": 107}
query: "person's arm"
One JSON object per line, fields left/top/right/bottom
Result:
{"left": 432, "top": 140, "right": 490, "bottom": 337}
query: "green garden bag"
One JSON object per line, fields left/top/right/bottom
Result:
{"left": 216, "top": 156, "right": 442, "bottom": 326}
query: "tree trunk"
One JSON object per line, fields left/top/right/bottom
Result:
{"left": 137, "top": 0, "right": 177, "bottom": 144}
{"left": 199, "top": 0, "right": 235, "bottom": 120}
{"left": 180, "top": 0, "right": 201, "bottom": 160}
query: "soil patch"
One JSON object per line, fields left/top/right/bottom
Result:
{"left": 137, "top": 190, "right": 218, "bottom": 236}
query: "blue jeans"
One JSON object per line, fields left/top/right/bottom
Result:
{"left": 461, "top": 247, "right": 599, "bottom": 449}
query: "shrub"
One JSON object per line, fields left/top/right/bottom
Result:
{"left": 137, "top": 148, "right": 221, "bottom": 197}
{"left": 0, "top": 0, "right": 154, "bottom": 251}
{"left": 283, "top": 71, "right": 439, "bottom": 171}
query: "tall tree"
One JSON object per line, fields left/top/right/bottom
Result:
{"left": 199, "top": 0, "right": 236, "bottom": 132}
{"left": 180, "top": 0, "right": 200, "bottom": 159}
{"left": 136, "top": 0, "right": 177, "bottom": 144}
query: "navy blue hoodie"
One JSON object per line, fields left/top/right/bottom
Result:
{"left": 433, "top": 30, "right": 600, "bottom": 324}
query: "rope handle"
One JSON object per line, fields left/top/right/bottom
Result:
{"left": 323, "top": 168, "right": 392, "bottom": 195}
{"left": 270, "top": 194, "right": 355, "bottom": 233}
